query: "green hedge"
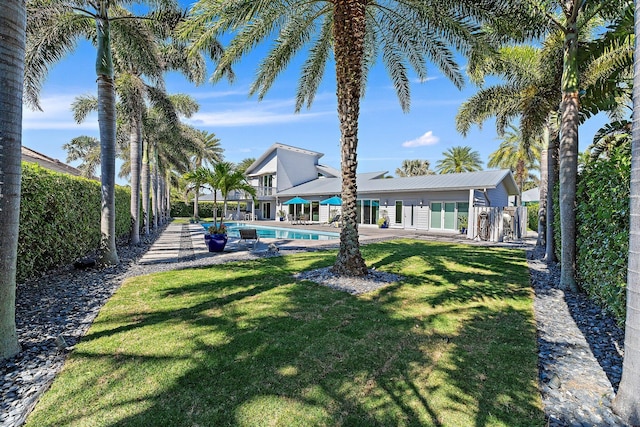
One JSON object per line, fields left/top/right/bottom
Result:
{"left": 171, "top": 201, "right": 248, "bottom": 218}
{"left": 527, "top": 202, "right": 539, "bottom": 231}
{"left": 18, "top": 163, "right": 131, "bottom": 282}
{"left": 575, "top": 143, "right": 630, "bottom": 323}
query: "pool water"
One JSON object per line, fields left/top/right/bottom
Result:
{"left": 202, "top": 222, "right": 340, "bottom": 240}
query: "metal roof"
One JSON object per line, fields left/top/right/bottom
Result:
{"left": 245, "top": 143, "right": 323, "bottom": 175}
{"left": 276, "top": 169, "right": 519, "bottom": 196}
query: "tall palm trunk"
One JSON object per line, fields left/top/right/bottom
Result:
{"left": 559, "top": 15, "right": 579, "bottom": 291}
{"left": 129, "top": 110, "right": 142, "bottom": 245}
{"left": 141, "top": 140, "right": 150, "bottom": 235}
{"left": 96, "top": 10, "right": 119, "bottom": 265}
{"left": 331, "top": 0, "right": 368, "bottom": 276}
{"left": 538, "top": 123, "right": 549, "bottom": 247}
{"left": 193, "top": 183, "right": 200, "bottom": 219}
{"left": 612, "top": 1, "right": 640, "bottom": 420}
{"left": 152, "top": 148, "right": 159, "bottom": 229}
{"left": 0, "top": 0, "right": 25, "bottom": 360}
{"left": 546, "top": 134, "right": 559, "bottom": 263}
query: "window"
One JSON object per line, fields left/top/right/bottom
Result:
{"left": 430, "top": 202, "right": 442, "bottom": 229}
{"left": 395, "top": 201, "right": 403, "bottom": 224}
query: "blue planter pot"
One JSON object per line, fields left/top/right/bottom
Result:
{"left": 207, "top": 234, "right": 228, "bottom": 252}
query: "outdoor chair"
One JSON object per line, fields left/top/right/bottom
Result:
{"left": 239, "top": 228, "right": 260, "bottom": 249}
{"left": 325, "top": 214, "right": 341, "bottom": 227}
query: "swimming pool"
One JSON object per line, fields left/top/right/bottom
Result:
{"left": 202, "top": 222, "right": 340, "bottom": 240}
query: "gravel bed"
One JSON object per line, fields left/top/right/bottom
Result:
{"left": 0, "top": 227, "right": 630, "bottom": 427}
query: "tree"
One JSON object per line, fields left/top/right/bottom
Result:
{"left": 209, "top": 162, "right": 256, "bottom": 221}
{"left": 181, "top": 0, "right": 525, "bottom": 276}
{"left": 235, "top": 158, "right": 256, "bottom": 174}
{"left": 436, "top": 146, "right": 483, "bottom": 174}
{"left": 25, "top": 0, "right": 181, "bottom": 265}
{"left": 611, "top": 1, "right": 640, "bottom": 421}
{"left": 395, "top": 159, "right": 434, "bottom": 177}
{"left": 192, "top": 130, "right": 223, "bottom": 169}
{"left": 63, "top": 135, "right": 102, "bottom": 179}
{"left": 488, "top": 125, "right": 542, "bottom": 202}
{"left": 183, "top": 167, "right": 211, "bottom": 219}
{"left": 0, "top": 0, "right": 26, "bottom": 360}
{"left": 526, "top": 0, "right": 628, "bottom": 291}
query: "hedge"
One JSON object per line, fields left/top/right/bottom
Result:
{"left": 171, "top": 200, "right": 247, "bottom": 218}
{"left": 18, "top": 163, "right": 131, "bottom": 282}
{"left": 575, "top": 143, "right": 630, "bottom": 323}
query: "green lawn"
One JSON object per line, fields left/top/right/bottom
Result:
{"left": 26, "top": 240, "right": 544, "bottom": 427}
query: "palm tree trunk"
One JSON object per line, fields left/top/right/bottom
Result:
{"left": 546, "top": 134, "right": 558, "bottom": 263}
{"left": 537, "top": 123, "right": 549, "bottom": 247}
{"left": 612, "top": 1, "right": 640, "bottom": 420}
{"left": 0, "top": 0, "right": 25, "bottom": 360}
{"left": 331, "top": 0, "right": 368, "bottom": 276}
{"left": 96, "top": 11, "right": 119, "bottom": 265}
{"left": 129, "top": 111, "right": 142, "bottom": 245}
{"left": 141, "top": 140, "right": 150, "bottom": 235}
{"left": 559, "top": 17, "right": 579, "bottom": 292}
{"left": 152, "top": 150, "right": 159, "bottom": 230}
{"left": 193, "top": 184, "right": 200, "bottom": 219}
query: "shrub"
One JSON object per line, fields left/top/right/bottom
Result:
{"left": 575, "top": 143, "right": 630, "bottom": 324}
{"left": 18, "top": 163, "right": 131, "bottom": 282}
{"left": 526, "top": 202, "right": 539, "bottom": 231}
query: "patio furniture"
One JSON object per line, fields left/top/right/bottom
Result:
{"left": 239, "top": 228, "right": 260, "bottom": 249}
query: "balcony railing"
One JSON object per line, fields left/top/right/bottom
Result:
{"left": 255, "top": 186, "right": 274, "bottom": 197}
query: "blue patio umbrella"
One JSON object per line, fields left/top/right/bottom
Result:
{"left": 319, "top": 196, "right": 342, "bottom": 206}
{"left": 283, "top": 196, "right": 310, "bottom": 205}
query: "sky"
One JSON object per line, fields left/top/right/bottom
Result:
{"left": 22, "top": 3, "right": 610, "bottom": 185}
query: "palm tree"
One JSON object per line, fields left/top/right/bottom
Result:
{"left": 181, "top": 0, "right": 527, "bottom": 276}
{"left": 525, "top": 0, "right": 628, "bottom": 291}
{"left": 192, "top": 130, "right": 223, "bottom": 169}
{"left": 395, "top": 159, "right": 434, "bottom": 177}
{"left": 611, "top": 1, "right": 640, "bottom": 421}
{"left": 0, "top": 0, "right": 25, "bottom": 360}
{"left": 436, "top": 146, "right": 483, "bottom": 174}
{"left": 209, "top": 162, "right": 257, "bottom": 222}
{"left": 63, "top": 136, "right": 102, "bottom": 179}
{"left": 183, "top": 167, "right": 212, "bottom": 220}
{"left": 488, "top": 125, "right": 542, "bottom": 203}
{"left": 25, "top": 0, "right": 181, "bottom": 265}
{"left": 235, "top": 158, "right": 256, "bottom": 174}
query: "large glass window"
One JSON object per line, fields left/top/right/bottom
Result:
{"left": 457, "top": 202, "right": 469, "bottom": 230}
{"left": 430, "top": 202, "right": 442, "bottom": 228}
{"left": 356, "top": 199, "right": 380, "bottom": 225}
{"left": 395, "top": 201, "right": 403, "bottom": 224}
{"left": 444, "top": 203, "right": 456, "bottom": 229}
{"left": 311, "top": 201, "right": 319, "bottom": 221}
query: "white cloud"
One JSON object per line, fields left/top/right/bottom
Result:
{"left": 412, "top": 76, "right": 439, "bottom": 84}
{"left": 401, "top": 131, "right": 439, "bottom": 148}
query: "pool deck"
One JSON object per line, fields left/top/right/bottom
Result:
{"left": 139, "top": 219, "right": 533, "bottom": 265}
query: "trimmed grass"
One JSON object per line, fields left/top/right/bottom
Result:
{"left": 26, "top": 240, "right": 544, "bottom": 426}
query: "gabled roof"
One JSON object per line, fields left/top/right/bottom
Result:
{"left": 21, "top": 146, "right": 87, "bottom": 178}
{"left": 276, "top": 169, "right": 519, "bottom": 197}
{"left": 245, "top": 142, "right": 324, "bottom": 175}
{"left": 316, "top": 164, "right": 340, "bottom": 178}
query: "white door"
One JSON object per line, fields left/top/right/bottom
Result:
{"left": 404, "top": 201, "right": 417, "bottom": 229}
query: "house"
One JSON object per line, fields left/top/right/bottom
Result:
{"left": 21, "top": 146, "right": 86, "bottom": 178}
{"left": 237, "top": 143, "right": 522, "bottom": 240}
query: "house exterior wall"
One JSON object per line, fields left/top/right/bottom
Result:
{"left": 276, "top": 148, "right": 319, "bottom": 191}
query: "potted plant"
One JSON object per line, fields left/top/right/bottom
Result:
{"left": 277, "top": 209, "right": 286, "bottom": 221}
{"left": 206, "top": 223, "right": 228, "bottom": 252}
{"left": 458, "top": 215, "right": 468, "bottom": 234}
{"left": 377, "top": 217, "right": 389, "bottom": 228}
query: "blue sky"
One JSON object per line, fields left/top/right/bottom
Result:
{"left": 22, "top": 5, "right": 610, "bottom": 184}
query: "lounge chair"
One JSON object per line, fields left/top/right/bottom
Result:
{"left": 239, "top": 228, "right": 260, "bottom": 249}
{"left": 325, "top": 214, "right": 341, "bottom": 227}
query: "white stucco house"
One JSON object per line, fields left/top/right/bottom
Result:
{"left": 229, "top": 143, "right": 523, "bottom": 240}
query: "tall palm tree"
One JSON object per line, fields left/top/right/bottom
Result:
{"left": 526, "top": 0, "right": 628, "bottom": 291}
{"left": 25, "top": 0, "right": 181, "bottom": 265}
{"left": 611, "top": 1, "right": 640, "bottom": 421}
{"left": 395, "top": 159, "right": 434, "bottom": 177}
{"left": 180, "top": 0, "right": 527, "bottom": 276}
{"left": 436, "top": 146, "right": 483, "bottom": 174}
{"left": 488, "top": 125, "right": 542, "bottom": 202}
{"left": 0, "top": 0, "right": 26, "bottom": 360}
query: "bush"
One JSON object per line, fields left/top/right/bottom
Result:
{"left": 18, "top": 163, "right": 131, "bottom": 282}
{"left": 575, "top": 143, "right": 630, "bottom": 324}
{"left": 526, "top": 202, "right": 539, "bottom": 231}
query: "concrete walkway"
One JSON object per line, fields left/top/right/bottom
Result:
{"left": 139, "top": 220, "right": 531, "bottom": 265}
